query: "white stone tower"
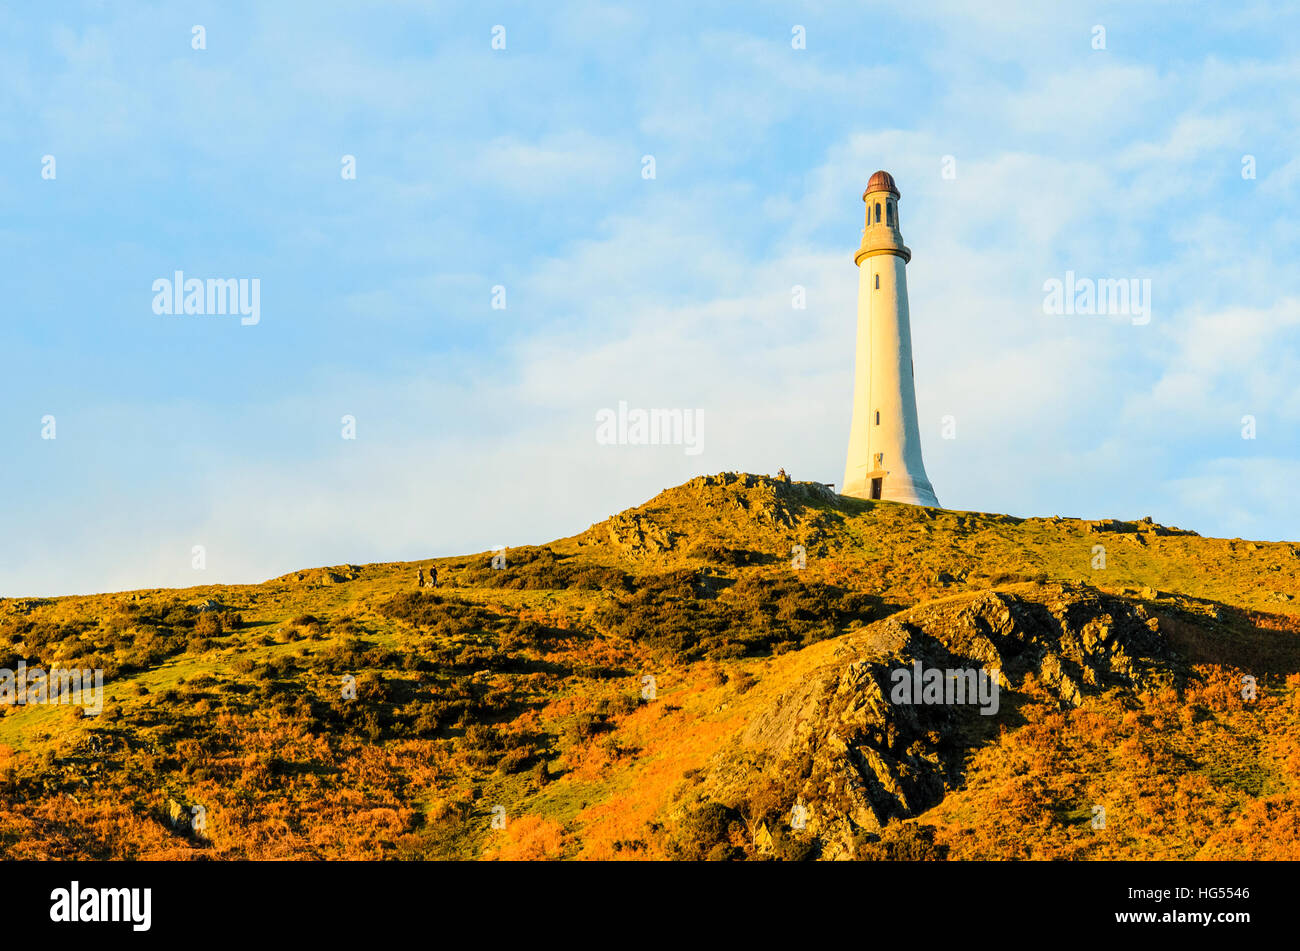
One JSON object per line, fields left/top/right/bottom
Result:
{"left": 842, "top": 170, "right": 940, "bottom": 507}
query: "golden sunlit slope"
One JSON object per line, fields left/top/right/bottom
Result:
{"left": 1, "top": 472, "right": 1297, "bottom": 860}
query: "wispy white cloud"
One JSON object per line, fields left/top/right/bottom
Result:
{"left": 3, "top": 0, "right": 1299, "bottom": 596}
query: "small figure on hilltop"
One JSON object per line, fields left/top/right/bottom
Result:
{"left": 427, "top": 565, "right": 438, "bottom": 588}
{"left": 416, "top": 568, "right": 425, "bottom": 588}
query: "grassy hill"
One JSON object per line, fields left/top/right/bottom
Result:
{"left": 2, "top": 471, "right": 1298, "bottom": 860}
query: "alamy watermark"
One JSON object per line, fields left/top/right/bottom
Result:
{"left": 50, "top": 881, "right": 151, "bottom": 931}
{"left": 0, "top": 662, "right": 104, "bottom": 714}
{"left": 152, "top": 271, "right": 260, "bottom": 325}
{"left": 889, "top": 661, "right": 999, "bottom": 715}
{"left": 1042, "top": 271, "right": 1150, "bottom": 325}
{"left": 595, "top": 401, "right": 703, "bottom": 456}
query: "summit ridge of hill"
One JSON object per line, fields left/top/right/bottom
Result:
{"left": 1, "top": 472, "right": 1298, "bottom": 860}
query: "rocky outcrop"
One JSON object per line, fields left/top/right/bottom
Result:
{"left": 578, "top": 472, "right": 847, "bottom": 560}
{"left": 598, "top": 513, "right": 680, "bottom": 556}
{"left": 273, "top": 565, "right": 359, "bottom": 585}
{"left": 1083, "top": 516, "right": 1197, "bottom": 537}
{"left": 740, "top": 583, "right": 1187, "bottom": 858}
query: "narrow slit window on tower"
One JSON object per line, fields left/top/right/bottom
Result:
{"left": 886, "top": 203, "right": 894, "bottom": 226}
{"left": 875, "top": 410, "right": 880, "bottom": 424}
{"left": 875, "top": 202, "right": 881, "bottom": 223}
{"left": 875, "top": 274, "right": 880, "bottom": 289}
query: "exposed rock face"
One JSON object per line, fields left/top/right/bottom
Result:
{"left": 691, "top": 472, "right": 838, "bottom": 524}
{"left": 1083, "top": 517, "right": 1197, "bottom": 537}
{"left": 580, "top": 472, "right": 846, "bottom": 559}
{"left": 742, "top": 583, "right": 1186, "bottom": 859}
{"left": 274, "top": 565, "right": 358, "bottom": 585}
{"left": 599, "top": 513, "right": 680, "bottom": 556}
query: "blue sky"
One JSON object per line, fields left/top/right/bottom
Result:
{"left": 2, "top": 1, "right": 1299, "bottom": 596}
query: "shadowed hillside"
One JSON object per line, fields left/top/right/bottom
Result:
{"left": 1, "top": 472, "right": 1298, "bottom": 860}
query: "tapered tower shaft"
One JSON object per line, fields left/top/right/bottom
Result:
{"left": 842, "top": 171, "right": 939, "bottom": 507}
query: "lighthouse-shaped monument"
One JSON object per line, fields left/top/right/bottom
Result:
{"left": 842, "top": 170, "right": 940, "bottom": 507}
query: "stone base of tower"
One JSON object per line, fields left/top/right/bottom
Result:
{"left": 842, "top": 473, "right": 940, "bottom": 508}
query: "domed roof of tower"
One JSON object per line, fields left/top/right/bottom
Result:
{"left": 864, "top": 170, "right": 900, "bottom": 198}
